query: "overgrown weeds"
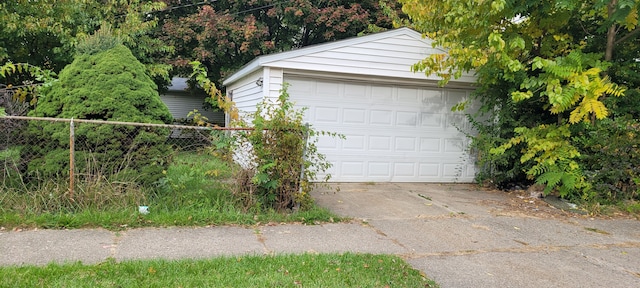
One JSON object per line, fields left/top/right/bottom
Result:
{"left": 0, "top": 176, "right": 147, "bottom": 214}
{"left": 0, "top": 150, "right": 339, "bottom": 229}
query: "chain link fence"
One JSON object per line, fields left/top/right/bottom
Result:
{"left": 0, "top": 116, "right": 248, "bottom": 195}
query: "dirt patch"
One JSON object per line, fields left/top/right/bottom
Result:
{"left": 477, "top": 188, "right": 638, "bottom": 220}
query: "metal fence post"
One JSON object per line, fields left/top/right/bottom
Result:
{"left": 69, "top": 118, "right": 75, "bottom": 200}
{"left": 295, "top": 123, "right": 310, "bottom": 211}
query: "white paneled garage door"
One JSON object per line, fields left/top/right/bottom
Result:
{"left": 286, "top": 76, "right": 476, "bottom": 182}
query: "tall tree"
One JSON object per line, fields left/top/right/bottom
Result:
{"left": 161, "top": 0, "right": 401, "bottom": 82}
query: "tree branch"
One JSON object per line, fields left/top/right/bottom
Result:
{"left": 615, "top": 27, "right": 640, "bottom": 46}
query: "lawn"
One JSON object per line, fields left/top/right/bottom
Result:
{"left": 0, "top": 150, "right": 339, "bottom": 230}
{"left": 0, "top": 253, "right": 437, "bottom": 287}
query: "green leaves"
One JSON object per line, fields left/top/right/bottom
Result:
{"left": 399, "top": 0, "right": 639, "bottom": 199}
{"left": 190, "top": 61, "right": 238, "bottom": 121}
{"left": 491, "top": 124, "right": 587, "bottom": 197}
{"left": 490, "top": 0, "right": 507, "bottom": 13}
{"left": 0, "top": 0, "right": 173, "bottom": 89}
{"left": 512, "top": 50, "right": 625, "bottom": 122}
{"left": 488, "top": 32, "right": 506, "bottom": 51}
{"left": 1, "top": 62, "right": 58, "bottom": 110}
{"left": 531, "top": 57, "right": 546, "bottom": 71}
{"left": 509, "top": 36, "right": 526, "bottom": 50}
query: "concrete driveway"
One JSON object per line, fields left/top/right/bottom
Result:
{"left": 312, "top": 183, "right": 640, "bottom": 288}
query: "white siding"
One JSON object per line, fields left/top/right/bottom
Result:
{"left": 266, "top": 34, "right": 474, "bottom": 83}
{"left": 265, "top": 67, "right": 284, "bottom": 100}
{"left": 228, "top": 69, "right": 264, "bottom": 116}
{"left": 223, "top": 28, "right": 476, "bottom": 88}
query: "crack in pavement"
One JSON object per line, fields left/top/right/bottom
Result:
{"left": 253, "top": 228, "right": 272, "bottom": 255}
{"left": 106, "top": 231, "right": 123, "bottom": 260}
{"left": 365, "top": 224, "right": 411, "bottom": 252}
{"left": 567, "top": 244, "right": 640, "bottom": 279}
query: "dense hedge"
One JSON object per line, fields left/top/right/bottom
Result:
{"left": 26, "top": 44, "right": 173, "bottom": 185}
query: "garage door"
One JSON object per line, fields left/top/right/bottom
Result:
{"left": 286, "top": 76, "right": 476, "bottom": 183}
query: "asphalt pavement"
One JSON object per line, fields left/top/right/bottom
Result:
{"left": 1, "top": 183, "right": 639, "bottom": 288}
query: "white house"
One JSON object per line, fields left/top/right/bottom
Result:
{"left": 160, "top": 77, "right": 225, "bottom": 126}
{"left": 223, "top": 28, "right": 478, "bottom": 183}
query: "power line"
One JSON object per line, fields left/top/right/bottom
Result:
{"left": 151, "top": 0, "right": 290, "bottom": 16}
{"left": 229, "top": 1, "right": 290, "bottom": 16}
{"left": 157, "top": 0, "right": 216, "bottom": 13}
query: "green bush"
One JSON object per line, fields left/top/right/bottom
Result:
{"left": 26, "top": 38, "right": 172, "bottom": 186}
{"left": 574, "top": 118, "right": 640, "bottom": 202}
{"left": 466, "top": 114, "right": 533, "bottom": 188}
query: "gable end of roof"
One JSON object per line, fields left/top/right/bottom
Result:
{"left": 223, "top": 28, "right": 437, "bottom": 86}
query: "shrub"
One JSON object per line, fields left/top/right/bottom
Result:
{"left": 574, "top": 118, "right": 640, "bottom": 202}
{"left": 491, "top": 124, "right": 588, "bottom": 199}
{"left": 233, "top": 84, "right": 339, "bottom": 212}
{"left": 465, "top": 114, "right": 533, "bottom": 188}
{"left": 26, "top": 35, "right": 172, "bottom": 186}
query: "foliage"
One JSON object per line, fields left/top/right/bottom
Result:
{"left": 190, "top": 61, "right": 238, "bottom": 120}
{"left": 0, "top": 254, "right": 434, "bottom": 288}
{"left": 465, "top": 114, "right": 531, "bottom": 187}
{"left": 491, "top": 124, "right": 588, "bottom": 198}
{"left": 189, "top": 62, "right": 338, "bottom": 212}
{"left": 1, "top": 63, "right": 58, "bottom": 183}
{"left": 161, "top": 0, "right": 401, "bottom": 83}
{"left": 574, "top": 118, "right": 640, "bottom": 202}
{"left": 234, "top": 84, "right": 340, "bottom": 212}
{"left": 0, "top": 62, "right": 58, "bottom": 110}
{"left": 0, "top": 173, "right": 148, "bottom": 216}
{"left": 512, "top": 51, "right": 624, "bottom": 123}
{"left": 75, "top": 24, "right": 122, "bottom": 56}
{"left": 0, "top": 0, "right": 95, "bottom": 72}
{"left": 0, "top": 0, "right": 173, "bottom": 89}
{"left": 26, "top": 37, "right": 173, "bottom": 186}
{"left": 398, "top": 0, "right": 640, "bottom": 200}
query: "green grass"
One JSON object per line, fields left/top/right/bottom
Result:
{"left": 0, "top": 151, "right": 340, "bottom": 230}
{"left": 0, "top": 253, "right": 437, "bottom": 287}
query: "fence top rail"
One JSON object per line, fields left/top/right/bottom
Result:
{"left": 1, "top": 115, "right": 255, "bottom": 131}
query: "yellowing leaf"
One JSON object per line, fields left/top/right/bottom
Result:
{"left": 623, "top": 7, "right": 638, "bottom": 30}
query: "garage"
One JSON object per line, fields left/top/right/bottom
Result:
{"left": 223, "top": 28, "right": 477, "bottom": 182}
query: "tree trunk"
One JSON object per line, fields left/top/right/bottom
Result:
{"left": 605, "top": 0, "right": 618, "bottom": 62}
{"left": 596, "top": 0, "right": 618, "bottom": 124}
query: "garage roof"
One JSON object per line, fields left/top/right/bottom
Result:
{"left": 223, "top": 27, "right": 475, "bottom": 86}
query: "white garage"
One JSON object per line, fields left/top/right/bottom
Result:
{"left": 223, "top": 28, "right": 477, "bottom": 182}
